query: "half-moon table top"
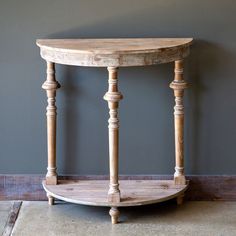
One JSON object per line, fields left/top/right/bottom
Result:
{"left": 37, "top": 38, "right": 193, "bottom": 67}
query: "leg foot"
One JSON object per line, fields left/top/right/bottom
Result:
{"left": 47, "top": 194, "right": 55, "bottom": 205}
{"left": 109, "top": 207, "right": 120, "bottom": 224}
{"left": 177, "top": 193, "right": 184, "bottom": 205}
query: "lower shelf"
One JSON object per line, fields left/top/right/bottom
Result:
{"left": 43, "top": 179, "right": 188, "bottom": 207}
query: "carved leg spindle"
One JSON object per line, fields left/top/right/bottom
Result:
{"left": 109, "top": 207, "right": 120, "bottom": 224}
{"left": 42, "top": 61, "right": 60, "bottom": 192}
{"left": 104, "top": 67, "right": 123, "bottom": 223}
{"left": 104, "top": 67, "right": 123, "bottom": 203}
{"left": 170, "top": 60, "right": 187, "bottom": 186}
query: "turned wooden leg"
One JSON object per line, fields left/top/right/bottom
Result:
{"left": 42, "top": 61, "right": 61, "bottom": 186}
{"left": 177, "top": 193, "right": 185, "bottom": 205}
{"left": 109, "top": 207, "right": 120, "bottom": 224}
{"left": 170, "top": 60, "right": 187, "bottom": 185}
{"left": 104, "top": 67, "right": 123, "bottom": 203}
{"left": 47, "top": 193, "right": 55, "bottom": 205}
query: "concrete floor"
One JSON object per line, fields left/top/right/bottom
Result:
{"left": 1, "top": 201, "right": 236, "bottom": 236}
{"left": 0, "top": 201, "right": 14, "bottom": 235}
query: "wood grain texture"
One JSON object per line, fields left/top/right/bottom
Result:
{"left": 0, "top": 175, "right": 46, "bottom": 200}
{"left": 36, "top": 38, "right": 193, "bottom": 67}
{"left": 42, "top": 180, "right": 188, "bottom": 207}
{"left": 42, "top": 62, "right": 60, "bottom": 185}
{"left": 170, "top": 60, "right": 188, "bottom": 185}
{"left": 109, "top": 207, "right": 120, "bottom": 224}
{"left": 0, "top": 175, "right": 235, "bottom": 201}
{"left": 103, "top": 67, "right": 123, "bottom": 203}
{"left": 37, "top": 39, "right": 193, "bottom": 223}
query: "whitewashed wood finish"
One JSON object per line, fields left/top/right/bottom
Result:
{"left": 42, "top": 180, "right": 188, "bottom": 207}
{"left": 109, "top": 207, "right": 120, "bottom": 224}
{"left": 36, "top": 38, "right": 193, "bottom": 67}
{"left": 42, "top": 62, "right": 61, "bottom": 204}
{"left": 38, "top": 38, "right": 192, "bottom": 223}
{"left": 42, "top": 62, "right": 60, "bottom": 186}
{"left": 170, "top": 60, "right": 187, "bottom": 185}
{"left": 103, "top": 67, "right": 123, "bottom": 203}
{"left": 47, "top": 193, "right": 54, "bottom": 205}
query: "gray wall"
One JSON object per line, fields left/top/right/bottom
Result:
{"left": 0, "top": 0, "right": 236, "bottom": 175}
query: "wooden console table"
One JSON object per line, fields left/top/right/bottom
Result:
{"left": 37, "top": 38, "right": 193, "bottom": 224}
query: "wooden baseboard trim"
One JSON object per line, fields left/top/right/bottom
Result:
{"left": 0, "top": 175, "right": 235, "bottom": 201}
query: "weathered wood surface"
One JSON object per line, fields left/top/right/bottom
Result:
{"left": 0, "top": 175, "right": 46, "bottom": 200}
{"left": 42, "top": 180, "right": 188, "bottom": 207}
{"left": 1, "top": 175, "right": 235, "bottom": 201}
{"left": 170, "top": 60, "right": 188, "bottom": 185}
{"left": 104, "top": 67, "right": 123, "bottom": 203}
{"left": 36, "top": 39, "right": 194, "bottom": 223}
{"left": 42, "top": 62, "right": 60, "bottom": 186}
{"left": 36, "top": 38, "right": 193, "bottom": 67}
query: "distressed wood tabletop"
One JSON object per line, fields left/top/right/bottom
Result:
{"left": 37, "top": 38, "right": 193, "bottom": 67}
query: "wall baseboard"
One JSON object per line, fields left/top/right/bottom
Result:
{"left": 0, "top": 175, "right": 235, "bottom": 201}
